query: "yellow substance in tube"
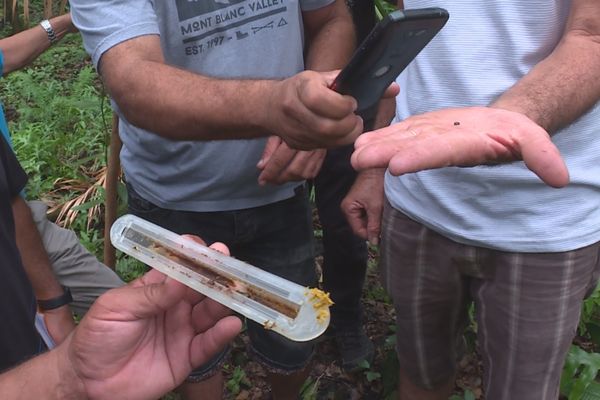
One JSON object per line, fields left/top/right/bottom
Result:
{"left": 305, "top": 288, "right": 334, "bottom": 324}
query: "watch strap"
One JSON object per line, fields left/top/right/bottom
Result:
{"left": 40, "top": 19, "right": 58, "bottom": 44}
{"left": 37, "top": 285, "right": 73, "bottom": 311}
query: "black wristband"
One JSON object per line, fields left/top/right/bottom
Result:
{"left": 37, "top": 285, "right": 73, "bottom": 311}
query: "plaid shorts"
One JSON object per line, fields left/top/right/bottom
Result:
{"left": 380, "top": 201, "right": 600, "bottom": 400}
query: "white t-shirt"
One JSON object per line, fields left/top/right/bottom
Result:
{"left": 386, "top": 0, "right": 600, "bottom": 252}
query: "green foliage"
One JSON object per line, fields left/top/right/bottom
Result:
{"left": 449, "top": 390, "right": 476, "bottom": 400}
{"left": 561, "top": 345, "right": 600, "bottom": 400}
{"left": 580, "top": 285, "right": 600, "bottom": 349}
{"left": 0, "top": 33, "right": 112, "bottom": 260}
{"left": 115, "top": 252, "right": 147, "bottom": 283}
{"left": 375, "top": 0, "right": 397, "bottom": 19}
{"left": 300, "top": 377, "right": 319, "bottom": 400}
{"left": 223, "top": 364, "right": 250, "bottom": 395}
{"left": 3, "top": 37, "right": 110, "bottom": 200}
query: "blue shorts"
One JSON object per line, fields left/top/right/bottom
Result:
{"left": 126, "top": 183, "right": 317, "bottom": 379}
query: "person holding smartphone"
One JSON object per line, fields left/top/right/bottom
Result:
{"left": 344, "top": 0, "right": 600, "bottom": 399}
{"left": 69, "top": 1, "right": 361, "bottom": 399}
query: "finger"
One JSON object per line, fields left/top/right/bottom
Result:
{"left": 258, "top": 144, "right": 296, "bottom": 185}
{"left": 304, "top": 150, "right": 326, "bottom": 178}
{"left": 351, "top": 140, "right": 399, "bottom": 171}
{"left": 190, "top": 316, "right": 242, "bottom": 368}
{"left": 131, "top": 268, "right": 169, "bottom": 287}
{"left": 519, "top": 134, "right": 569, "bottom": 188}
{"left": 280, "top": 150, "right": 319, "bottom": 181}
{"left": 98, "top": 276, "right": 187, "bottom": 320}
{"left": 181, "top": 234, "right": 207, "bottom": 246}
{"left": 342, "top": 205, "right": 368, "bottom": 240}
{"left": 209, "top": 241, "right": 230, "bottom": 256}
{"left": 191, "top": 298, "right": 235, "bottom": 333}
{"left": 257, "top": 136, "right": 282, "bottom": 169}
{"left": 351, "top": 123, "right": 417, "bottom": 170}
{"left": 382, "top": 82, "right": 400, "bottom": 99}
{"left": 365, "top": 205, "right": 383, "bottom": 246}
{"left": 180, "top": 240, "right": 232, "bottom": 303}
{"left": 385, "top": 133, "right": 474, "bottom": 175}
{"left": 297, "top": 73, "right": 358, "bottom": 120}
{"left": 321, "top": 69, "right": 341, "bottom": 85}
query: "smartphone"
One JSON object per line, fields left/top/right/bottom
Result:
{"left": 331, "top": 7, "right": 449, "bottom": 122}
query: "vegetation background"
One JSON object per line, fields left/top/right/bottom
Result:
{"left": 2, "top": 1, "right": 600, "bottom": 399}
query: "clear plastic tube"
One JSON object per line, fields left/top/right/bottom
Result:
{"left": 110, "top": 214, "right": 331, "bottom": 342}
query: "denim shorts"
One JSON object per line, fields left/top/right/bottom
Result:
{"left": 380, "top": 200, "right": 600, "bottom": 399}
{"left": 126, "top": 183, "right": 317, "bottom": 379}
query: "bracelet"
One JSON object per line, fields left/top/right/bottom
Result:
{"left": 40, "top": 19, "right": 58, "bottom": 44}
{"left": 37, "top": 285, "right": 73, "bottom": 311}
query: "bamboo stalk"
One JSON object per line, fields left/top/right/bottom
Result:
{"left": 103, "top": 113, "right": 122, "bottom": 269}
{"left": 22, "top": 0, "right": 28, "bottom": 27}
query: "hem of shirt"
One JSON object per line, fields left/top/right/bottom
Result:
{"left": 132, "top": 183, "right": 299, "bottom": 213}
{"left": 387, "top": 197, "right": 600, "bottom": 253}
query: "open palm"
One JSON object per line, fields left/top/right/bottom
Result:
{"left": 352, "top": 107, "right": 569, "bottom": 188}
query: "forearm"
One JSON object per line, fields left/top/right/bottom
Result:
{"left": 0, "top": 342, "right": 84, "bottom": 399}
{"left": 0, "top": 14, "right": 74, "bottom": 74}
{"left": 12, "top": 197, "right": 64, "bottom": 300}
{"left": 101, "top": 36, "right": 286, "bottom": 141}
{"left": 492, "top": 3, "right": 600, "bottom": 133}
{"left": 303, "top": 0, "right": 356, "bottom": 71}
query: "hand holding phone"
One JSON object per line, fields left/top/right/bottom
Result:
{"left": 331, "top": 8, "right": 449, "bottom": 122}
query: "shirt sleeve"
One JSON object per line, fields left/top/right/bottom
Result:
{"left": 69, "top": 0, "right": 160, "bottom": 69}
{"left": 0, "top": 135, "right": 27, "bottom": 197}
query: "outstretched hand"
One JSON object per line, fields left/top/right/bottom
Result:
{"left": 351, "top": 107, "right": 569, "bottom": 188}
{"left": 62, "top": 241, "right": 241, "bottom": 400}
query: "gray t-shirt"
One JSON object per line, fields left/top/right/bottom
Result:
{"left": 71, "top": 0, "right": 333, "bottom": 211}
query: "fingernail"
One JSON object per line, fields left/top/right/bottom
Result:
{"left": 257, "top": 159, "right": 264, "bottom": 168}
{"left": 369, "top": 236, "right": 379, "bottom": 246}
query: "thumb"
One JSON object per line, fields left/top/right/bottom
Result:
{"left": 101, "top": 278, "right": 187, "bottom": 320}
{"left": 190, "top": 316, "right": 242, "bottom": 367}
{"left": 257, "top": 136, "right": 282, "bottom": 169}
{"left": 520, "top": 135, "right": 569, "bottom": 188}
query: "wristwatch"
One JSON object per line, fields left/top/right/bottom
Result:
{"left": 39, "top": 19, "right": 58, "bottom": 44}
{"left": 37, "top": 285, "right": 73, "bottom": 311}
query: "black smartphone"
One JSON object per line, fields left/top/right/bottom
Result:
{"left": 331, "top": 7, "right": 449, "bottom": 122}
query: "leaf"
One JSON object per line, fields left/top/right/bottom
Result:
{"left": 366, "top": 371, "right": 382, "bottom": 382}
{"left": 561, "top": 346, "right": 600, "bottom": 400}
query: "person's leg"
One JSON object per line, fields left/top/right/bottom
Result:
{"left": 313, "top": 145, "right": 372, "bottom": 370}
{"left": 380, "top": 202, "right": 471, "bottom": 399}
{"left": 238, "top": 186, "right": 317, "bottom": 400}
{"left": 472, "top": 243, "right": 600, "bottom": 400}
{"left": 28, "top": 201, "right": 125, "bottom": 317}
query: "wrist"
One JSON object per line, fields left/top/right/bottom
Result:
{"left": 38, "top": 285, "right": 73, "bottom": 311}
{"left": 55, "top": 340, "right": 87, "bottom": 399}
{"left": 359, "top": 168, "right": 386, "bottom": 180}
